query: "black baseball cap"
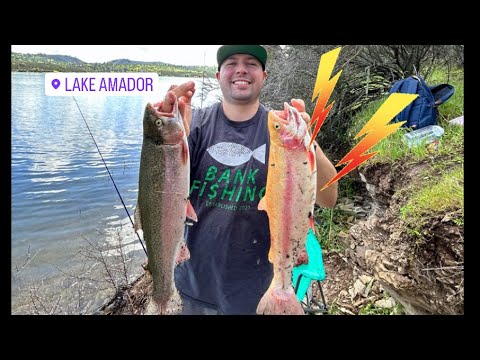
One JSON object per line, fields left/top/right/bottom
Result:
{"left": 217, "top": 45, "right": 267, "bottom": 71}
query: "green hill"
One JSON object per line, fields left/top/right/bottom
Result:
{"left": 11, "top": 52, "right": 216, "bottom": 78}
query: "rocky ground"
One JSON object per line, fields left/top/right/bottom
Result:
{"left": 96, "top": 152, "right": 464, "bottom": 316}
{"left": 95, "top": 250, "right": 400, "bottom": 316}
{"left": 96, "top": 193, "right": 401, "bottom": 316}
{"left": 346, "top": 162, "right": 464, "bottom": 315}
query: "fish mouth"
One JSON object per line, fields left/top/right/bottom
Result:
{"left": 269, "top": 103, "right": 306, "bottom": 149}
{"left": 144, "top": 103, "right": 185, "bottom": 145}
{"left": 272, "top": 102, "right": 303, "bottom": 134}
{"left": 148, "top": 103, "right": 177, "bottom": 119}
{"left": 284, "top": 102, "right": 303, "bottom": 128}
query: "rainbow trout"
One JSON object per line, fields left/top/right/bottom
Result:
{"left": 135, "top": 100, "right": 197, "bottom": 315}
{"left": 257, "top": 103, "right": 316, "bottom": 315}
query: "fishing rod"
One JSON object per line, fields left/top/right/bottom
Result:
{"left": 72, "top": 96, "right": 148, "bottom": 256}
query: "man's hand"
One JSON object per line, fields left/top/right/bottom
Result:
{"left": 290, "top": 98, "right": 311, "bottom": 125}
{"left": 153, "top": 81, "right": 196, "bottom": 136}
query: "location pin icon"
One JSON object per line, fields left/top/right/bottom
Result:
{"left": 51, "top": 79, "right": 60, "bottom": 89}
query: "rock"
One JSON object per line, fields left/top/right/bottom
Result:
{"left": 352, "top": 279, "right": 366, "bottom": 298}
{"left": 363, "top": 279, "right": 374, "bottom": 297}
{"left": 359, "top": 275, "right": 373, "bottom": 285}
{"left": 375, "top": 298, "right": 396, "bottom": 309}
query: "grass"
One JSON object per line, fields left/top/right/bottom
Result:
{"left": 347, "top": 66, "right": 464, "bottom": 166}
{"left": 314, "top": 165, "right": 376, "bottom": 252}
{"left": 359, "top": 302, "right": 405, "bottom": 315}
{"left": 345, "top": 65, "right": 464, "bottom": 244}
{"left": 327, "top": 297, "right": 405, "bottom": 315}
{"left": 314, "top": 174, "right": 361, "bottom": 252}
{"left": 358, "top": 303, "right": 391, "bottom": 315}
{"left": 315, "top": 207, "right": 347, "bottom": 252}
{"left": 400, "top": 166, "right": 464, "bottom": 229}
{"left": 327, "top": 302, "right": 340, "bottom": 315}
{"left": 426, "top": 67, "right": 464, "bottom": 123}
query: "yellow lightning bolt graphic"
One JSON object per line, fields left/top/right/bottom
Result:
{"left": 321, "top": 93, "right": 418, "bottom": 191}
{"left": 308, "top": 47, "right": 342, "bottom": 148}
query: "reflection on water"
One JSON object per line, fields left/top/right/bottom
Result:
{"left": 11, "top": 72, "right": 220, "bottom": 314}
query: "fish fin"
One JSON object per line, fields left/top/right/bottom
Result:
{"left": 295, "top": 248, "right": 309, "bottom": 266}
{"left": 134, "top": 203, "right": 142, "bottom": 231}
{"left": 268, "top": 248, "right": 274, "bottom": 263}
{"left": 309, "top": 213, "right": 315, "bottom": 230}
{"left": 256, "top": 287, "right": 305, "bottom": 315}
{"left": 141, "top": 258, "right": 149, "bottom": 271}
{"left": 182, "top": 139, "right": 189, "bottom": 165}
{"left": 267, "top": 239, "right": 275, "bottom": 263}
{"left": 145, "top": 288, "right": 183, "bottom": 315}
{"left": 307, "top": 147, "right": 316, "bottom": 173}
{"left": 175, "top": 239, "right": 191, "bottom": 266}
{"left": 179, "top": 101, "right": 190, "bottom": 137}
{"left": 258, "top": 196, "right": 267, "bottom": 211}
{"left": 186, "top": 200, "right": 198, "bottom": 222}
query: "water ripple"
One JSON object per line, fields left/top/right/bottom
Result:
{"left": 11, "top": 72, "right": 219, "bottom": 314}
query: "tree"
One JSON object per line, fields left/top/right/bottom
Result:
{"left": 260, "top": 45, "right": 459, "bottom": 156}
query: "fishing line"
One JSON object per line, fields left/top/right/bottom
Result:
{"left": 72, "top": 96, "right": 148, "bottom": 256}
{"left": 201, "top": 50, "right": 206, "bottom": 109}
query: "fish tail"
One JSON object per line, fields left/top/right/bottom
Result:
{"left": 256, "top": 286, "right": 305, "bottom": 315}
{"left": 145, "top": 287, "right": 184, "bottom": 315}
{"left": 175, "top": 239, "right": 190, "bottom": 266}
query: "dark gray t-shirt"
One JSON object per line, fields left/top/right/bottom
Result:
{"left": 174, "top": 102, "right": 273, "bottom": 315}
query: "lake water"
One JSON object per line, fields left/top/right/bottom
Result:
{"left": 11, "top": 72, "right": 221, "bottom": 314}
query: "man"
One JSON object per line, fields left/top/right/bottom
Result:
{"left": 157, "top": 45, "right": 338, "bottom": 314}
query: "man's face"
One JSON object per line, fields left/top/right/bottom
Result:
{"left": 216, "top": 54, "right": 267, "bottom": 104}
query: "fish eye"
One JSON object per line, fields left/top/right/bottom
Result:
{"left": 155, "top": 119, "right": 163, "bottom": 127}
{"left": 273, "top": 123, "right": 281, "bottom": 130}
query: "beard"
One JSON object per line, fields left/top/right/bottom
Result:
{"left": 221, "top": 84, "right": 262, "bottom": 104}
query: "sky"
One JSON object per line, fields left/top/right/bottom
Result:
{"left": 11, "top": 45, "right": 222, "bottom": 67}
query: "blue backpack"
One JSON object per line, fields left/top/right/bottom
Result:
{"left": 388, "top": 75, "right": 455, "bottom": 129}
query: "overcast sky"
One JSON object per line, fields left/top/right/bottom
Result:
{"left": 11, "top": 45, "right": 222, "bottom": 66}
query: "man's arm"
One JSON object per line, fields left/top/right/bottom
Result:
{"left": 312, "top": 140, "right": 338, "bottom": 208}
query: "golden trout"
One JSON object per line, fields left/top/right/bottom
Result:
{"left": 257, "top": 103, "right": 316, "bottom": 315}
{"left": 135, "top": 100, "right": 197, "bottom": 315}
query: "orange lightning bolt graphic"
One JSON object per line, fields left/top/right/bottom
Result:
{"left": 321, "top": 93, "right": 418, "bottom": 191}
{"left": 308, "top": 47, "right": 342, "bottom": 148}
